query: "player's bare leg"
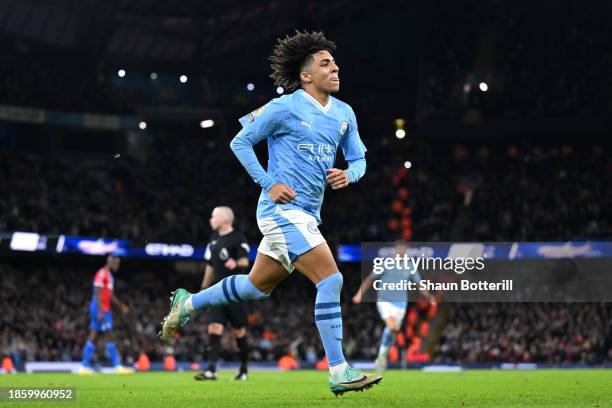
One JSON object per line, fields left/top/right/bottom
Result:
{"left": 293, "top": 243, "right": 382, "bottom": 395}
{"left": 375, "top": 316, "right": 399, "bottom": 372}
{"left": 247, "top": 252, "right": 290, "bottom": 293}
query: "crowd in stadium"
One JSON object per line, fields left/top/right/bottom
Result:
{"left": 0, "top": 261, "right": 382, "bottom": 366}
{"left": 0, "top": 127, "right": 391, "bottom": 245}
{"left": 1, "top": 1, "right": 610, "bottom": 370}
{"left": 408, "top": 142, "right": 611, "bottom": 241}
{"left": 1, "top": 136, "right": 609, "bottom": 246}
{"left": 3, "top": 256, "right": 612, "bottom": 367}
{"left": 1, "top": 96, "right": 609, "bottom": 368}
{"left": 2, "top": 148, "right": 611, "bottom": 364}
{"left": 435, "top": 302, "right": 612, "bottom": 364}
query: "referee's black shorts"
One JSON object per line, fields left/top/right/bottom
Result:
{"left": 207, "top": 303, "right": 248, "bottom": 328}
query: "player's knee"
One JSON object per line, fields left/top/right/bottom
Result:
{"left": 335, "top": 272, "right": 344, "bottom": 289}
{"left": 233, "top": 327, "right": 246, "bottom": 338}
{"left": 208, "top": 324, "right": 224, "bottom": 335}
{"left": 317, "top": 271, "right": 343, "bottom": 294}
{"left": 248, "top": 270, "right": 284, "bottom": 296}
{"left": 236, "top": 275, "right": 269, "bottom": 301}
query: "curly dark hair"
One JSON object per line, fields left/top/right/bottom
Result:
{"left": 269, "top": 30, "right": 336, "bottom": 91}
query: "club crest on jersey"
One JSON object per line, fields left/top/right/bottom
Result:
{"left": 340, "top": 121, "right": 349, "bottom": 135}
{"left": 307, "top": 222, "right": 320, "bottom": 235}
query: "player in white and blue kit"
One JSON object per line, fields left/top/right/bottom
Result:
{"left": 353, "top": 244, "right": 435, "bottom": 372}
{"left": 159, "top": 31, "right": 380, "bottom": 395}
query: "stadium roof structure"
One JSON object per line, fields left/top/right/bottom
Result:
{"left": 0, "top": 0, "right": 377, "bottom": 72}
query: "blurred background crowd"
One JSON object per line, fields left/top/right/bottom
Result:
{"left": 1, "top": 0, "right": 610, "bottom": 368}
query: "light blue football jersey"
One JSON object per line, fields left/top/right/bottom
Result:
{"left": 233, "top": 89, "right": 367, "bottom": 224}
{"left": 377, "top": 267, "right": 422, "bottom": 306}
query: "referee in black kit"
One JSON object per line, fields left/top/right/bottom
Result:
{"left": 195, "top": 206, "right": 251, "bottom": 381}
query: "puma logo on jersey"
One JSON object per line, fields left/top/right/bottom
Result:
{"left": 301, "top": 121, "right": 312, "bottom": 130}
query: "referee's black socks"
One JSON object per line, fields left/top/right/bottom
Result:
{"left": 207, "top": 334, "right": 221, "bottom": 372}
{"left": 236, "top": 335, "right": 249, "bottom": 373}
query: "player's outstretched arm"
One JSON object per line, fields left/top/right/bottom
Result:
{"left": 112, "top": 294, "right": 129, "bottom": 315}
{"left": 418, "top": 287, "right": 437, "bottom": 304}
{"left": 95, "top": 287, "right": 104, "bottom": 322}
{"left": 352, "top": 273, "right": 376, "bottom": 303}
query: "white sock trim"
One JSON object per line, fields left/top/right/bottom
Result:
{"left": 329, "top": 361, "right": 348, "bottom": 377}
{"left": 185, "top": 295, "right": 195, "bottom": 313}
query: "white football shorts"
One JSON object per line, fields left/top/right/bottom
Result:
{"left": 257, "top": 208, "right": 326, "bottom": 273}
{"left": 376, "top": 301, "right": 407, "bottom": 327}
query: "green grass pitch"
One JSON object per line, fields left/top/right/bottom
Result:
{"left": 2, "top": 369, "right": 612, "bottom": 407}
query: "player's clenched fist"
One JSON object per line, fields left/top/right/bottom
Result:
{"left": 268, "top": 182, "right": 297, "bottom": 204}
{"left": 326, "top": 168, "right": 349, "bottom": 190}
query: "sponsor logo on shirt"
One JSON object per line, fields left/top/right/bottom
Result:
{"left": 297, "top": 143, "right": 334, "bottom": 162}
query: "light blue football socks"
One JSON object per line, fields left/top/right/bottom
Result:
{"left": 190, "top": 275, "right": 268, "bottom": 310}
{"left": 314, "top": 272, "right": 346, "bottom": 368}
